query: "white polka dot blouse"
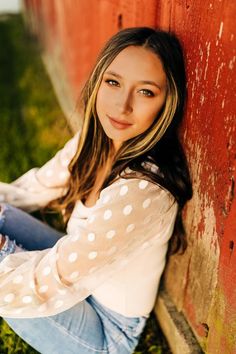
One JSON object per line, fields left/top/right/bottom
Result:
{"left": 0, "top": 132, "right": 178, "bottom": 318}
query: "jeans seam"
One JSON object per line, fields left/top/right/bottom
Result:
{"left": 106, "top": 333, "right": 124, "bottom": 352}
{"left": 88, "top": 297, "right": 138, "bottom": 351}
{"left": 46, "top": 316, "right": 108, "bottom": 353}
{"left": 88, "top": 300, "right": 126, "bottom": 349}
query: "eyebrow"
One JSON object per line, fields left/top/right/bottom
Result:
{"left": 104, "top": 70, "right": 162, "bottom": 90}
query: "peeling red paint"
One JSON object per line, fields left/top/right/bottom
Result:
{"left": 22, "top": 1, "right": 236, "bottom": 353}
{"left": 161, "top": 1, "right": 236, "bottom": 353}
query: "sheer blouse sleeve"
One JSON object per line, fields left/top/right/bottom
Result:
{"left": 0, "top": 177, "right": 177, "bottom": 318}
{"left": 0, "top": 132, "right": 80, "bottom": 211}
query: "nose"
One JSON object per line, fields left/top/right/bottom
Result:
{"left": 116, "top": 90, "right": 133, "bottom": 115}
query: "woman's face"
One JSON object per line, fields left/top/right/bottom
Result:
{"left": 96, "top": 45, "right": 167, "bottom": 151}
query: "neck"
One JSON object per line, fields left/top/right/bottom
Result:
{"left": 112, "top": 140, "right": 122, "bottom": 153}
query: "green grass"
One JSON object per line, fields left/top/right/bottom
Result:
{"left": 0, "top": 14, "right": 72, "bottom": 183}
{"left": 0, "top": 14, "right": 171, "bottom": 354}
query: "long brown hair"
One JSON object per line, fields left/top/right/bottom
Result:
{"left": 48, "top": 27, "right": 192, "bottom": 255}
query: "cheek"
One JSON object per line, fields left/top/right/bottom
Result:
{"left": 96, "top": 87, "right": 112, "bottom": 115}
{"left": 96, "top": 89, "right": 104, "bottom": 114}
{"left": 134, "top": 100, "right": 165, "bottom": 135}
{"left": 150, "top": 95, "right": 166, "bottom": 119}
{"left": 137, "top": 102, "right": 164, "bottom": 127}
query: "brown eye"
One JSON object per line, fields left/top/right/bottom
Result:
{"left": 105, "top": 79, "right": 119, "bottom": 87}
{"left": 139, "top": 89, "right": 154, "bottom": 97}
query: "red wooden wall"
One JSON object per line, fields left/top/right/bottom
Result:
{"left": 23, "top": 0, "right": 159, "bottom": 104}
{"left": 22, "top": 1, "right": 236, "bottom": 353}
{"left": 158, "top": 3, "right": 236, "bottom": 354}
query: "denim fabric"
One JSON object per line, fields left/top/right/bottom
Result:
{"left": 0, "top": 235, "right": 17, "bottom": 261}
{"left": 0, "top": 203, "right": 147, "bottom": 353}
{"left": 0, "top": 203, "right": 63, "bottom": 250}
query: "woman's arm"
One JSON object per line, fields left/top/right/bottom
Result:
{"left": 0, "top": 178, "right": 177, "bottom": 318}
{"left": 0, "top": 131, "right": 80, "bottom": 212}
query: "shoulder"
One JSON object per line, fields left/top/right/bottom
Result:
{"left": 98, "top": 174, "right": 176, "bottom": 214}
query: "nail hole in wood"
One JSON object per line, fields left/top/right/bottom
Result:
{"left": 229, "top": 240, "right": 234, "bottom": 251}
{"left": 118, "top": 14, "right": 123, "bottom": 30}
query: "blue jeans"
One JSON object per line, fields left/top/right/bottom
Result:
{"left": 0, "top": 204, "right": 147, "bottom": 354}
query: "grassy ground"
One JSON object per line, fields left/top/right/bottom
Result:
{"left": 0, "top": 14, "right": 172, "bottom": 354}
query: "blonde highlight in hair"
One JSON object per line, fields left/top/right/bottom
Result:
{"left": 47, "top": 27, "right": 192, "bottom": 255}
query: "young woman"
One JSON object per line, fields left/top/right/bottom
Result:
{"left": 0, "top": 27, "right": 192, "bottom": 353}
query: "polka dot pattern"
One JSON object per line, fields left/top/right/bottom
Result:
{"left": 57, "top": 289, "right": 67, "bottom": 295}
{"left": 69, "top": 271, "right": 80, "bottom": 280}
{"left": 42, "top": 266, "right": 51, "bottom": 276}
{"left": 68, "top": 252, "right": 78, "bottom": 263}
{"left": 88, "top": 215, "right": 95, "bottom": 224}
{"left": 88, "top": 251, "right": 98, "bottom": 260}
{"left": 71, "top": 234, "right": 80, "bottom": 242}
{"left": 104, "top": 210, "right": 112, "bottom": 220}
{"left": 141, "top": 242, "right": 150, "bottom": 249}
{"left": 123, "top": 205, "right": 133, "bottom": 215}
{"left": 39, "top": 285, "right": 49, "bottom": 294}
{"left": 139, "top": 180, "right": 148, "bottom": 189}
{"left": 87, "top": 233, "right": 96, "bottom": 242}
{"left": 106, "top": 230, "right": 116, "bottom": 239}
{"left": 126, "top": 224, "right": 135, "bottom": 233}
{"left": 22, "top": 296, "right": 32, "bottom": 304}
{"left": 102, "top": 195, "right": 110, "bottom": 204}
{"left": 57, "top": 289, "right": 68, "bottom": 295}
{"left": 120, "top": 185, "right": 128, "bottom": 196}
{"left": 143, "top": 198, "right": 151, "bottom": 209}
{"left": 54, "top": 300, "right": 64, "bottom": 309}
{"left": 4, "top": 293, "right": 15, "bottom": 303}
{"left": 0, "top": 150, "right": 176, "bottom": 320}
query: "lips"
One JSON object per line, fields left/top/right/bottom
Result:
{"left": 108, "top": 115, "right": 133, "bottom": 130}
